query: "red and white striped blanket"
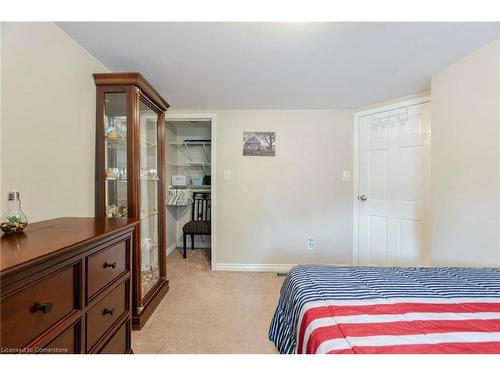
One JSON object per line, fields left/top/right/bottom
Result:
{"left": 269, "top": 266, "right": 500, "bottom": 354}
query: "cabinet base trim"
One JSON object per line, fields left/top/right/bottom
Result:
{"left": 132, "top": 278, "right": 169, "bottom": 330}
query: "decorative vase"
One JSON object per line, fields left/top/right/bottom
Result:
{"left": 0, "top": 191, "right": 28, "bottom": 234}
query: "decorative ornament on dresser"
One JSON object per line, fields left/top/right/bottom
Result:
{"left": 1, "top": 191, "right": 28, "bottom": 234}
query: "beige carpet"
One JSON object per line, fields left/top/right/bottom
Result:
{"left": 132, "top": 248, "right": 283, "bottom": 353}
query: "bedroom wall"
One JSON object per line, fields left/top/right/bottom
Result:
{"left": 169, "top": 110, "right": 353, "bottom": 269}
{"left": 1, "top": 22, "right": 109, "bottom": 222}
{"left": 0, "top": 23, "right": 3, "bottom": 214}
{"left": 430, "top": 38, "right": 500, "bottom": 266}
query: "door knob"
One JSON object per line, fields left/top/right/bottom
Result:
{"left": 359, "top": 195, "right": 367, "bottom": 201}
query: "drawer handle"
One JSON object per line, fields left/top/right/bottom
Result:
{"left": 33, "top": 302, "right": 53, "bottom": 314}
{"left": 103, "top": 307, "right": 115, "bottom": 316}
{"left": 103, "top": 261, "right": 117, "bottom": 269}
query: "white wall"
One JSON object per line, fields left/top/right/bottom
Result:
{"left": 1, "top": 23, "right": 109, "bottom": 222}
{"left": 431, "top": 38, "right": 500, "bottom": 266}
{"left": 0, "top": 23, "right": 3, "bottom": 214}
{"left": 169, "top": 110, "right": 353, "bottom": 269}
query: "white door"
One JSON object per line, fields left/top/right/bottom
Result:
{"left": 357, "top": 101, "right": 430, "bottom": 266}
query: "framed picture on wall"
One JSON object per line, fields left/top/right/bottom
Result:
{"left": 243, "top": 131, "right": 276, "bottom": 156}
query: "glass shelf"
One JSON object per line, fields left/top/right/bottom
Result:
{"left": 142, "top": 141, "right": 157, "bottom": 149}
{"left": 105, "top": 136, "right": 127, "bottom": 143}
{"left": 141, "top": 210, "right": 158, "bottom": 219}
{"left": 169, "top": 141, "right": 211, "bottom": 146}
{"left": 105, "top": 136, "right": 157, "bottom": 149}
{"left": 105, "top": 178, "right": 160, "bottom": 182}
{"left": 168, "top": 162, "right": 210, "bottom": 167}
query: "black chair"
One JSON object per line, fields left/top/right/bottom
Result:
{"left": 183, "top": 192, "right": 211, "bottom": 259}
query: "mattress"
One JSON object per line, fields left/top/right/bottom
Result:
{"left": 269, "top": 265, "right": 500, "bottom": 354}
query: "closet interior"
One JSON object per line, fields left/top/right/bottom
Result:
{"left": 165, "top": 120, "right": 212, "bottom": 263}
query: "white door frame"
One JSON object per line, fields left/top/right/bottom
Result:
{"left": 165, "top": 111, "right": 217, "bottom": 271}
{"left": 352, "top": 96, "right": 431, "bottom": 265}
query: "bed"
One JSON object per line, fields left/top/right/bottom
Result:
{"left": 269, "top": 265, "right": 500, "bottom": 354}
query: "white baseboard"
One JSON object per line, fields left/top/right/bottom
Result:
{"left": 214, "top": 263, "right": 296, "bottom": 273}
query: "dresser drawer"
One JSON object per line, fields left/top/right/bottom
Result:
{"left": 0, "top": 266, "right": 77, "bottom": 350}
{"left": 42, "top": 320, "right": 81, "bottom": 354}
{"left": 98, "top": 320, "right": 129, "bottom": 354}
{"left": 87, "top": 240, "right": 127, "bottom": 299}
{"left": 86, "top": 281, "right": 127, "bottom": 351}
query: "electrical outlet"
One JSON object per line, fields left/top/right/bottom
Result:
{"left": 307, "top": 238, "right": 315, "bottom": 250}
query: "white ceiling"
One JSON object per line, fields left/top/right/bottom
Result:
{"left": 58, "top": 22, "right": 500, "bottom": 109}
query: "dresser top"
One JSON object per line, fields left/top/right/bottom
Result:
{"left": 0, "top": 217, "right": 138, "bottom": 273}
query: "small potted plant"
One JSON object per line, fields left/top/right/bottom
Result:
{"left": 1, "top": 192, "right": 28, "bottom": 234}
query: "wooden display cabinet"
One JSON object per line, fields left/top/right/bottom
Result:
{"left": 94, "top": 73, "right": 170, "bottom": 330}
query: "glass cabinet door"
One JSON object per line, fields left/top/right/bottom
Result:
{"left": 139, "top": 100, "right": 161, "bottom": 298}
{"left": 104, "top": 93, "right": 128, "bottom": 218}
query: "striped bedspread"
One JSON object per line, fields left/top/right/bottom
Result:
{"left": 268, "top": 265, "right": 500, "bottom": 354}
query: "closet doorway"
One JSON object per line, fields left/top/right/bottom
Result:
{"left": 165, "top": 113, "right": 216, "bottom": 270}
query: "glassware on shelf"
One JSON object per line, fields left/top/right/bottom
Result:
{"left": 105, "top": 116, "right": 127, "bottom": 139}
{"left": 140, "top": 235, "right": 160, "bottom": 296}
{"left": 105, "top": 204, "right": 127, "bottom": 218}
{"left": 141, "top": 237, "right": 153, "bottom": 271}
{"left": 142, "top": 140, "right": 157, "bottom": 149}
{"left": 106, "top": 168, "right": 115, "bottom": 179}
{"left": 141, "top": 267, "right": 160, "bottom": 297}
{"left": 140, "top": 168, "right": 159, "bottom": 180}
{"left": 106, "top": 167, "right": 127, "bottom": 180}
{"left": 1, "top": 191, "right": 28, "bottom": 234}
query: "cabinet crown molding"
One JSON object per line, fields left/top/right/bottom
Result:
{"left": 93, "top": 72, "right": 170, "bottom": 111}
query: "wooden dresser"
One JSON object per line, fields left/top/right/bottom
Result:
{"left": 0, "top": 217, "right": 139, "bottom": 354}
